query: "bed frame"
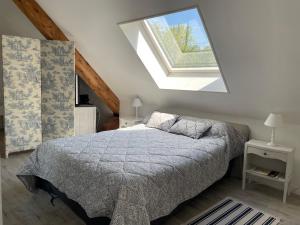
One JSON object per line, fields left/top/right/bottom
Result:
{"left": 36, "top": 177, "right": 170, "bottom": 225}
{"left": 36, "top": 177, "right": 111, "bottom": 225}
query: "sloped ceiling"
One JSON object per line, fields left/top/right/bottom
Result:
{"left": 1, "top": 0, "right": 300, "bottom": 123}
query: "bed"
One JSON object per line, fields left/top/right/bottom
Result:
{"left": 17, "top": 118, "right": 249, "bottom": 225}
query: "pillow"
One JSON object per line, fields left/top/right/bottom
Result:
{"left": 206, "top": 122, "right": 228, "bottom": 137}
{"left": 169, "top": 119, "right": 212, "bottom": 139}
{"left": 146, "top": 111, "right": 179, "bottom": 131}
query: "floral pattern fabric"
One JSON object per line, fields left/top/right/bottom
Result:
{"left": 2, "top": 35, "right": 42, "bottom": 153}
{"left": 146, "top": 111, "right": 179, "bottom": 131}
{"left": 169, "top": 118, "right": 212, "bottom": 139}
{"left": 1, "top": 35, "right": 75, "bottom": 153}
{"left": 41, "top": 40, "right": 75, "bottom": 141}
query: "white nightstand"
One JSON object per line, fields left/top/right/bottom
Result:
{"left": 242, "top": 139, "right": 294, "bottom": 203}
{"left": 119, "top": 117, "right": 143, "bottom": 128}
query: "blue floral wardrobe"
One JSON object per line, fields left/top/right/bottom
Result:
{"left": 1, "top": 35, "right": 75, "bottom": 158}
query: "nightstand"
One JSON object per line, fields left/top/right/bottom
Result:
{"left": 242, "top": 139, "right": 294, "bottom": 203}
{"left": 119, "top": 117, "right": 143, "bottom": 128}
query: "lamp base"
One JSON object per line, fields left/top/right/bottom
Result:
{"left": 267, "top": 128, "right": 277, "bottom": 147}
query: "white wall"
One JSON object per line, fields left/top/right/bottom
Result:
{"left": 32, "top": 0, "right": 300, "bottom": 124}
{"left": 1, "top": 0, "right": 299, "bottom": 122}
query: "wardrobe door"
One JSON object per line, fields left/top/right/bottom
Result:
{"left": 41, "top": 40, "right": 75, "bottom": 141}
{"left": 2, "top": 35, "right": 42, "bottom": 155}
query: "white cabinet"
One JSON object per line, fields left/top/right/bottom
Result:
{"left": 75, "top": 107, "right": 97, "bottom": 136}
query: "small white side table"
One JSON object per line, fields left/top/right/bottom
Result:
{"left": 242, "top": 139, "right": 294, "bottom": 203}
{"left": 119, "top": 117, "right": 143, "bottom": 128}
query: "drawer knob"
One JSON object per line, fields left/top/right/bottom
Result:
{"left": 264, "top": 152, "right": 267, "bottom": 156}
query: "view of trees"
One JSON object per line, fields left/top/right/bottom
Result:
{"left": 147, "top": 20, "right": 217, "bottom": 68}
{"left": 169, "top": 24, "right": 206, "bottom": 52}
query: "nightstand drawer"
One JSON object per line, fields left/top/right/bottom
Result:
{"left": 247, "top": 146, "right": 287, "bottom": 162}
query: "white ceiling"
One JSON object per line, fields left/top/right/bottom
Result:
{"left": 1, "top": 0, "right": 300, "bottom": 123}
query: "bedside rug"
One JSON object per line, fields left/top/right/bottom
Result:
{"left": 185, "top": 197, "right": 280, "bottom": 225}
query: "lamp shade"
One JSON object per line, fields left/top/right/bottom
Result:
{"left": 264, "top": 113, "right": 283, "bottom": 128}
{"left": 132, "top": 97, "right": 143, "bottom": 107}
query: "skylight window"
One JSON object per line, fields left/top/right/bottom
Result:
{"left": 144, "top": 8, "right": 218, "bottom": 70}
{"left": 120, "top": 7, "right": 228, "bottom": 92}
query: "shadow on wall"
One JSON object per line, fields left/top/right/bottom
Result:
{"left": 78, "top": 76, "right": 113, "bottom": 130}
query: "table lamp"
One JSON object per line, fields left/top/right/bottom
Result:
{"left": 132, "top": 97, "right": 143, "bottom": 121}
{"left": 264, "top": 113, "right": 283, "bottom": 146}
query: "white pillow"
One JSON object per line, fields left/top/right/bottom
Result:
{"left": 146, "top": 111, "right": 179, "bottom": 131}
{"left": 169, "top": 119, "right": 212, "bottom": 139}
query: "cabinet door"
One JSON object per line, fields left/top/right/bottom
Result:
{"left": 41, "top": 40, "right": 75, "bottom": 141}
{"left": 74, "top": 107, "right": 96, "bottom": 136}
{"left": 2, "top": 35, "right": 42, "bottom": 153}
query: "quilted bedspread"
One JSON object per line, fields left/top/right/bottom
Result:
{"left": 18, "top": 123, "right": 246, "bottom": 225}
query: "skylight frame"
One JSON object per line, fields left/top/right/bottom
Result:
{"left": 143, "top": 21, "right": 219, "bottom": 76}
{"left": 142, "top": 7, "right": 220, "bottom": 76}
{"left": 119, "top": 5, "right": 229, "bottom": 93}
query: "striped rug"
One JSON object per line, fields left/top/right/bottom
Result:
{"left": 186, "top": 198, "right": 280, "bottom": 225}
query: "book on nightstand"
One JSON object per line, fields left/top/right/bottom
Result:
{"left": 251, "top": 167, "right": 281, "bottom": 179}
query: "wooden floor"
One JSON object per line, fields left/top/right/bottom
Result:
{"left": 2, "top": 153, "right": 300, "bottom": 225}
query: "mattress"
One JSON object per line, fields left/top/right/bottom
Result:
{"left": 18, "top": 122, "right": 247, "bottom": 225}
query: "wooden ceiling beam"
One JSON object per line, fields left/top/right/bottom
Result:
{"left": 12, "top": 0, "right": 120, "bottom": 114}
